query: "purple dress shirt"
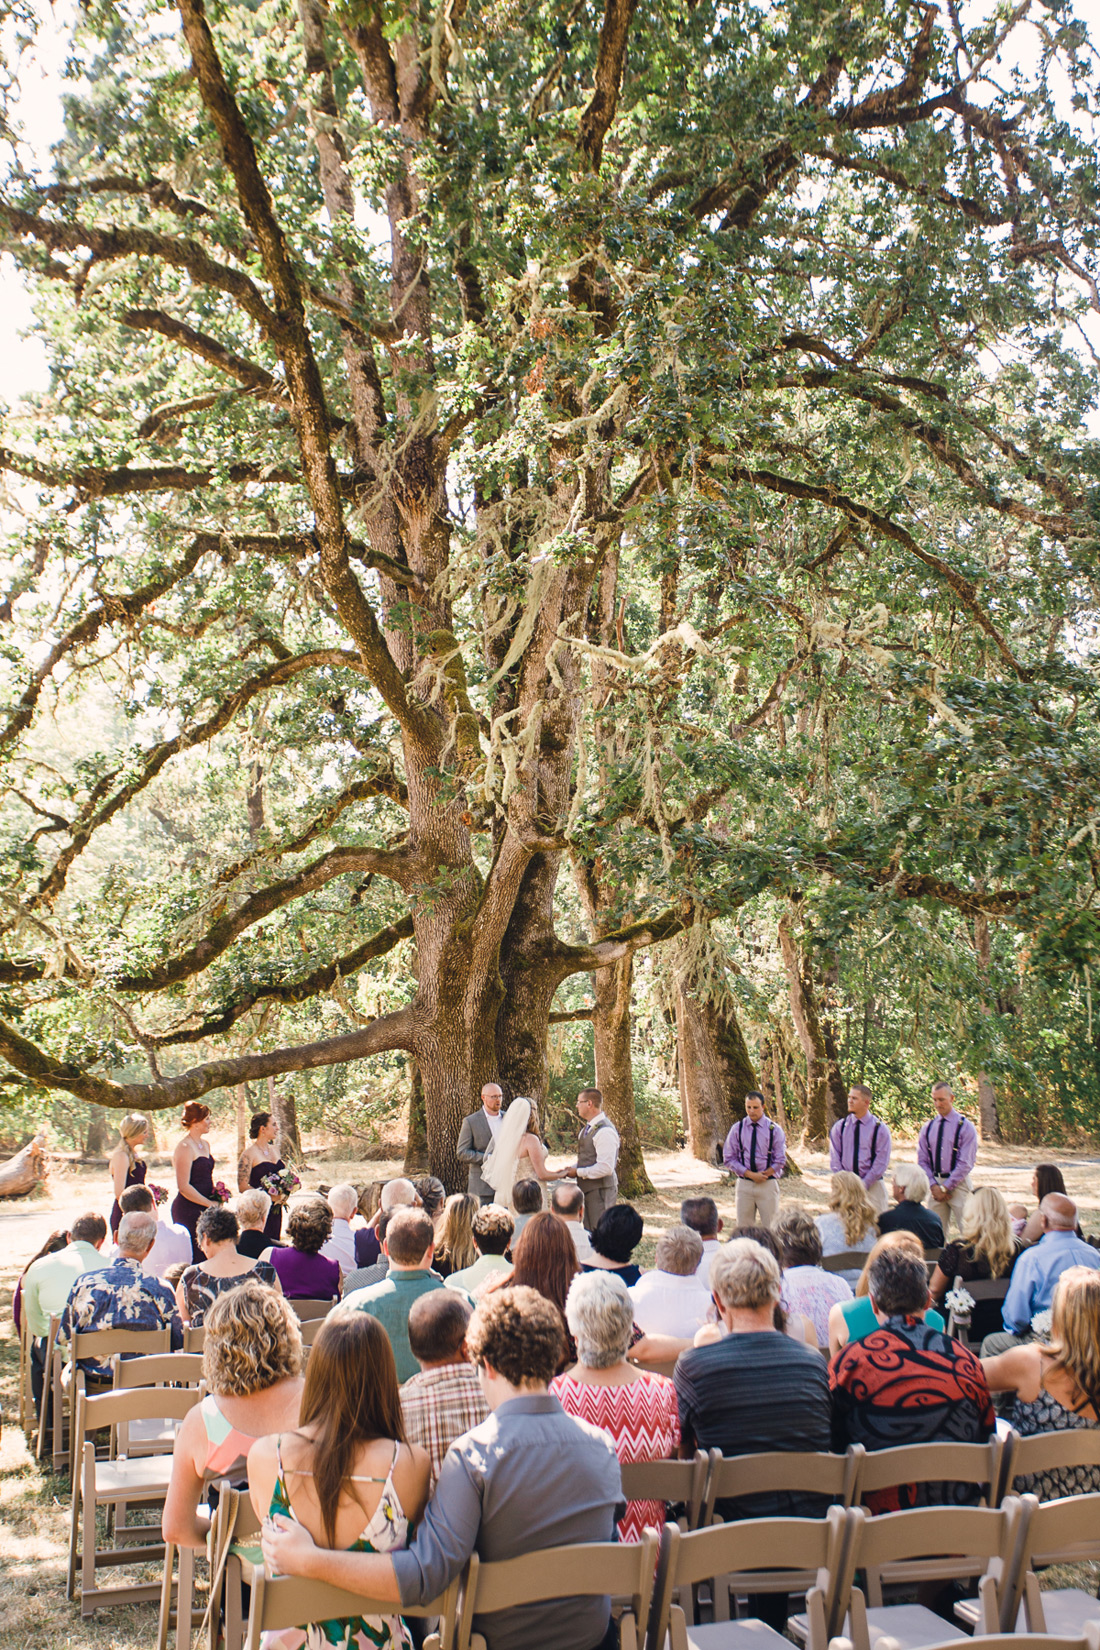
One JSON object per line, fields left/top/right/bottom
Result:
{"left": 722, "top": 1117, "right": 787, "bottom": 1178}
{"left": 916, "top": 1110, "right": 978, "bottom": 1192}
{"left": 829, "top": 1111, "right": 892, "bottom": 1187}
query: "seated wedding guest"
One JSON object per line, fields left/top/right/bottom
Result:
{"left": 265, "top": 1198, "right": 342, "bottom": 1301}
{"left": 1020, "top": 1164, "right": 1081, "bottom": 1245}
{"left": 680, "top": 1197, "right": 722, "bottom": 1288}
{"left": 929, "top": 1186, "right": 1023, "bottom": 1343}
{"left": 877, "top": 1163, "right": 945, "bottom": 1248}
{"left": 177, "top": 1206, "right": 279, "bottom": 1327}
{"left": 552, "top": 1270, "right": 680, "bottom": 1542}
{"left": 163, "top": 1280, "right": 304, "bottom": 1549}
{"left": 235, "top": 1188, "right": 278, "bottom": 1259}
{"left": 827, "top": 1231, "right": 946, "bottom": 1356}
{"left": 400, "top": 1291, "right": 488, "bottom": 1490}
{"left": 816, "top": 1171, "right": 879, "bottom": 1283}
{"left": 630, "top": 1226, "right": 712, "bottom": 1340}
{"left": 321, "top": 1183, "right": 359, "bottom": 1277}
{"left": 343, "top": 1209, "right": 396, "bottom": 1295}
{"left": 485, "top": 1212, "right": 579, "bottom": 1367}
{"left": 112, "top": 1184, "right": 192, "bottom": 1279}
{"left": 727, "top": 1224, "right": 818, "bottom": 1347}
{"left": 353, "top": 1177, "right": 419, "bottom": 1270}
{"left": 24, "top": 1215, "right": 109, "bottom": 1414}
{"left": 433, "top": 1193, "right": 479, "bottom": 1279}
{"left": 444, "top": 1204, "right": 514, "bottom": 1296}
{"left": 550, "top": 1181, "right": 594, "bottom": 1263}
{"left": 345, "top": 1208, "right": 449, "bottom": 1382}
{"left": 63, "top": 1212, "right": 182, "bottom": 1380}
{"left": 774, "top": 1207, "right": 853, "bottom": 1349}
{"left": 983, "top": 1265, "right": 1100, "bottom": 1499}
{"left": 262, "top": 1286, "right": 623, "bottom": 1650}
{"left": 511, "top": 1178, "right": 544, "bottom": 1247}
{"left": 249, "top": 1308, "right": 431, "bottom": 1650}
{"left": 13, "top": 1228, "right": 69, "bottom": 1337}
{"left": 984, "top": 1193, "right": 1100, "bottom": 1355}
{"left": 830, "top": 1246, "right": 995, "bottom": 1510}
{"left": 413, "top": 1175, "right": 447, "bottom": 1234}
{"left": 582, "top": 1203, "right": 645, "bottom": 1286}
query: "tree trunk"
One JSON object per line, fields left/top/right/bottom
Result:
{"left": 403, "top": 1058, "right": 429, "bottom": 1174}
{"left": 235, "top": 1083, "right": 248, "bottom": 1160}
{"left": 591, "top": 951, "right": 652, "bottom": 1197}
{"left": 677, "top": 986, "right": 758, "bottom": 1164}
{"left": 84, "top": 1105, "right": 110, "bottom": 1157}
{"left": 0, "top": 1131, "right": 48, "bottom": 1197}
{"left": 820, "top": 954, "right": 848, "bottom": 1125}
{"left": 778, "top": 914, "right": 830, "bottom": 1146}
{"left": 269, "top": 1074, "right": 302, "bottom": 1160}
{"left": 972, "top": 913, "right": 1004, "bottom": 1142}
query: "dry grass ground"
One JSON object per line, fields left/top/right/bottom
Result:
{"left": 2, "top": 1132, "right": 1100, "bottom": 1648}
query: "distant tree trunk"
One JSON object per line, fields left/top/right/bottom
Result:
{"left": 404, "top": 1058, "right": 429, "bottom": 1174}
{"left": 0, "top": 1132, "right": 48, "bottom": 1197}
{"left": 235, "top": 1083, "right": 248, "bottom": 1160}
{"left": 592, "top": 952, "right": 652, "bottom": 1197}
{"left": 269, "top": 1075, "right": 302, "bottom": 1159}
{"left": 677, "top": 986, "right": 758, "bottom": 1164}
{"left": 84, "top": 1105, "right": 110, "bottom": 1157}
{"left": 246, "top": 759, "right": 265, "bottom": 839}
{"left": 778, "top": 913, "right": 837, "bottom": 1146}
{"left": 973, "top": 913, "right": 1003, "bottom": 1142}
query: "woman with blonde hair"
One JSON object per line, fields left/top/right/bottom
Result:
{"left": 433, "top": 1192, "right": 479, "bottom": 1279}
{"left": 827, "top": 1230, "right": 945, "bottom": 1356}
{"left": 816, "top": 1171, "right": 878, "bottom": 1284}
{"left": 108, "top": 1113, "right": 149, "bottom": 1237}
{"left": 984, "top": 1267, "right": 1100, "bottom": 1499}
{"left": 930, "top": 1186, "right": 1022, "bottom": 1342}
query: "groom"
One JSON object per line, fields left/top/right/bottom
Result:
{"left": 456, "top": 1081, "right": 505, "bottom": 1205}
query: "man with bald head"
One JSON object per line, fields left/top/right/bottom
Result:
{"left": 981, "top": 1193, "right": 1100, "bottom": 1359}
{"left": 456, "top": 1082, "right": 505, "bottom": 1205}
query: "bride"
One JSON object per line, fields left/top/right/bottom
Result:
{"left": 482, "top": 1098, "right": 562, "bottom": 1203}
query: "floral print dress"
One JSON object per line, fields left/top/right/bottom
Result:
{"left": 264, "top": 1437, "right": 411, "bottom": 1650}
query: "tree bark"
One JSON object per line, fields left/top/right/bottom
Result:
{"left": 235, "top": 1082, "right": 248, "bottom": 1160}
{"left": 403, "top": 1058, "right": 429, "bottom": 1174}
{"left": 0, "top": 1131, "right": 48, "bottom": 1197}
{"left": 972, "top": 913, "right": 1003, "bottom": 1142}
{"left": 591, "top": 950, "right": 652, "bottom": 1197}
{"left": 677, "top": 985, "right": 758, "bottom": 1164}
{"left": 269, "top": 1074, "right": 302, "bottom": 1159}
{"left": 84, "top": 1105, "right": 110, "bottom": 1157}
{"left": 778, "top": 913, "right": 831, "bottom": 1146}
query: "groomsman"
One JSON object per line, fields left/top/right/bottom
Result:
{"left": 722, "top": 1091, "right": 786, "bottom": 1228}
{"left": 829, "top": 1084, "right": 892, "bottom": 1213}
{"left": 916, "top": 1081, "right": 978, "bottom": 1236}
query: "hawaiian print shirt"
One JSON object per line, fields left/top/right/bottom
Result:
{"left": 60, "top": 1257, "right": 182, "bottom": 1379}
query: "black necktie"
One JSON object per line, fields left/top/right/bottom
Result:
{"left": 852, "top": 1117, "right": 861, "bottom": 1175}
{"left": 935, "top": 1117, "right": 946, "bottom": 1178}
{"left": 749, "top": 1121, "right": 758, "bottom": 1172}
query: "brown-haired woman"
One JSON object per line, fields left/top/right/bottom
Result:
{"left": 248, "top": 1310, "right": 430, "bottom": 1650}
{"left": 484, "top": 1211, "right": 579, "bottom": 1368}
{"left": 172, "top": 1103, "right": 217, "bottom": 1261}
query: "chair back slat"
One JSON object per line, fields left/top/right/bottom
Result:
{"left": 1020, "top": 1488, "right": 1100, "bottom": 1569}
{"left": 854, "top": 1437, "right": 1002, "bottom": 1504}
{"left": 298, "top": 1316, "right": 329, "bottom": 1348}
{"left": 703, "top": 1447, "right": 862, "bottom": 1526}
{"left": 288, "top": 1297, "right": 337, "bottom": 1320}
{"left": 183, "top": 1325, "right": 205, "bottom": 1353}
{"left": 822, "top": 1252, "right": 872, "bottom": 1274}
{"left": 1002, "top": 1429, "right": 1100, "bottom": 1502}
{"left": 455, "top": 1533, "right": 659, "bottom": 1650}
{"left": 620, "top": 1451, "right": 709, "bottom": 1529}
{"left": 81, "top": 1384, "right": 202, "bottom": 1429}
{"left": 111, "top": 1352, "right": 204, "bottom": 1388}
{"left": 246, "top": 1566, "right": 461, "bottom": 1650}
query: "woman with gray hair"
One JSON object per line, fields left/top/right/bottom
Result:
{"left": 550, "top": 1269, "right": 680, "bottom": 1542}
{"left": 878, "top": 1162, "right": 945, "bottom": 1248}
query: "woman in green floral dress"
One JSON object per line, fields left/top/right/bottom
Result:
{"left": 247, "top": 1312, "right": 431, "bottom": 1650}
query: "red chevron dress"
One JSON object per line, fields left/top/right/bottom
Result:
{"left": 550, "top": 1371, "right": 681, "bottom": 1542}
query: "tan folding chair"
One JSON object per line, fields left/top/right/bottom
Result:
{"left": 831, "top": 1636, "right": 1098, "bottom": 1650}
{"left": 852, "top": 1438, "right": 1004, "bottom": 1513}
{"left": 1014, "top": 1489, "right": 1100, "bottom": 1637}
{"left": 18, "top": 1306, "right": 38, "bottom": 1434}
{"left": 703, "top": 1448, "right": 864, "bottom": 1530}
{"left": 298, "top": 1315, "right": 329, "bottom": 1349}
{"left": 41, "top": 1321, "right": 172, "bottom": 1473}
{"left": 823, "top": 1253, "right": 875, "bottom": 1276}
{"left": 245, "top": 1562, "right": 462, "bottom": 1650}
{"left": 646, "top": 1506, "right": 855, "bottom": 1650}
{"left": 183, "top": 1324, "right": 206, "bottom": 1353}
{"left": 944, "top": 1279, "right": 1010, "bottom": 1349}
{"left": 998, "top": 1428, "right": 1100, "bottom": 1503}
{"left": 455, "top": 1533, "right": 659, "bottom": 1650}
{"left": 621, "top": 1451, "right": 711, "bottom": 1532}
{"left": 840, "top": 1498, "right": 1029, "bottom": 1650}
{"left": 110, "top": 1351, "right": 205, "bottom": 1457}
{"left": 67, "top": 1383, "right": 201, "bottom": 1614}
{"left": 288, "top": 1296, "right": 337, "bottom": 1320}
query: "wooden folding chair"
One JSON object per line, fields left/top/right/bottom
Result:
{"left": 1014, "top": 1490, "right": 1100, "bottom": 1637}
{"left": 41, "top": 1321, "right": 172, "bottom": 1473}
{"left": 298, "top": 1315, "right": 329, "bottom": 1349}
{"left": 944, "top": 1279, "right": 1010, "bottom": 1349}
{"left": 998, "top": 1428, "right": 1100, "bottom": 1503}
{"left": 703, "top": 1448, "right": 864, "bottom": 1530}
{"left": 832, "top": 1636, "right": 1098, "bottom": 1650}
{"left": 823, "top": 1253, "right": 874, "bottom": 1276}
{"left": 245, "top": 1561, "right": 462, "bottom": 1650}
{"left": 455, "top": 1533, "right": 659, "bottom": 1650}
{"left": 288, "top": 1296, "right": 337, "bottom": 1320}
{"left": 852, "top": 1438, "right": 1004, "bottom": 1513}
{"left": 18, "top": 1306, "right": 35, "bottom": 1433}
{"left": 621, "top": 1451, "right": 711, "bottom": 1532}
{"left": 646, "top": 1506, "right": 854, "bottom": 1650}
{"left": 183, "top": 1324, "right": 205, "bottom": 1353}
{"left": 841, "top": 1498, "right": 1029, "bottom": 1650}
{"left": 67, "top": 1383, "right": 201, "bottom": 1614}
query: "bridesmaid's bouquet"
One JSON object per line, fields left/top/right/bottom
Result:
{"left": 211, "top": 1180, "right": 233, "bottom": 1204}
{"left": 262, "top": 1165, "right": 301, "bottom": 1202}
{"left": 148, "top": 1183, "right": 168, "bottom": 1207}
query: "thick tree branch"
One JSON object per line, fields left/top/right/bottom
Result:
{"left": 0, "top": 445, "right": 301, "bottom": 500}
{"left": 554, "top": 907, "right": 690, "bottom": 978}
{"left": 121, "top": 306, "right": 287, "bottom": 402}
{"left": 578, "top": 0, "right": 640, "bottom": 169}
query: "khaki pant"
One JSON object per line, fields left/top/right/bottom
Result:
{"left": 926, "top": 1177, "right": 972, "bottom": 1237}
{"left": 865, "top": 1179, "right": 888, "bottom": 1215}
{"left": 582, "top": 1177, "right": 617, "bottom": 1231}
{"left": 734, "top": 1177, "right": 780, "bottom": 1229}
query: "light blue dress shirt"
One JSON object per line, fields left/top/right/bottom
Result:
{"left": 1002, "top": 1230, "right": 1100, "bottom": 1332}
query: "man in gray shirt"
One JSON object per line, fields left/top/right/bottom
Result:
{"left": 262, "top": 1284, "right": 624, "bottom": 1650}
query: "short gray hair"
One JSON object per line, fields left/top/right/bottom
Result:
{"left": 117, "top": 1211, "right": 158, "bottom": 1257}
{"left": 710, "top": 1238, "right": 782, "bottom": 1310}
{"left": 564, "top": 1270, "right": 634, "bottom": 1368}
{"left": 893, "top": 1163, "right": 930, "bottom": 1204}
{"left": 235, "top": 1188, "right": 271, "bottom": 1228}
{"left": 327, "top": 1182, "right": 358, "bottom": 1220}
{"left": 655, "top": 1224, "right": 704, "bottom": 1277}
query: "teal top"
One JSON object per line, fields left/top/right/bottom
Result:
{"left": 841, "top": 1295, "right": 944, "bottom": 1344}
{"left": 342, "top": 1270, "right": 451, "bottom": 1383}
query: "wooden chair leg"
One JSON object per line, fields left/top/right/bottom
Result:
{"left": 157, "top": 1539, "right": 176, "bottom": 1650}
{"left": 175, "top": 1542, "right": 194, "bottom": 1650}
{"left": 66, "top": 1454, "right": 80, "bottom": 1599}
{"left": 80, "top": 1445, "right": 96, "bottom": 1611}
{"left": 224, "top": 1554, "right": 244, "bottom": 1650}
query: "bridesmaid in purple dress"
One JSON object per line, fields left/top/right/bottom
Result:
{"left": 172, "top": 1103, "right": 218, "bottom": 1261}
{"left": 108, "top": 1113, "right": 149, "bottom": 1236}
{"left": 238, "top": 1112, "right": 286, "bottom": 1243}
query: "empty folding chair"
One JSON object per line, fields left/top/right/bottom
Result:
{"left": 840, "top": 1498, "right": 1028, "bottom": 1650}
{"left": 110, "top": 1351, "right": 205, "bottom": 1457}
{"left": 67, "top": 1383, "right": 201, "bottom": 1614}
{"left": 703, "top": 1448, "right": 864, "bottom": 1530}
{"left": 852, "top": 1439, "right": 1003, "bottom": 1514}
{"left": 831, "top": 1636, "right": 1097, "bottom": 1650}
{"left": 245, "top": 1561, "right": 462, "bottom": 1650}
{"left": 1015, "top": 1489, "right": 1100, "bottom": 1637}
{"left": 621, "top": 1451, "right": 711, "bottom": 1532}
{"left": 646, "top": 1507, "right": 854, "bottom": 1650}
{"left": 454, "top": 1533, "right": 659, "bottom": 1650}
{"left": 998, "top": 1429, "right": 1100, "bottom": 1503}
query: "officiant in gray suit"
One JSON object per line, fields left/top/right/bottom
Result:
{"left": 455, "top": 1080, "right": 505, "bottom": 1204}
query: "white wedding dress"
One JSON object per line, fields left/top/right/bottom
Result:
{"left": 482, "top": 1098, "right": 532, "bottom": 1201}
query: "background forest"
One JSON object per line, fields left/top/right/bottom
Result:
{"left": 0, "top": 0, "right": 1098, "bottom": 1188}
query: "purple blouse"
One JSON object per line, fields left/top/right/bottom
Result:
{"left": 269, "top": 1246, "right": 340, "bottom": 1300}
